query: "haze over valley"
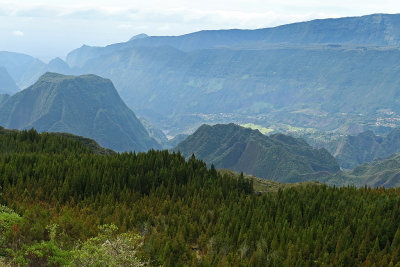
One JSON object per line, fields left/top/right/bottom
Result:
{"left": 2, "top": 3, "right": 400, "bottom": 265}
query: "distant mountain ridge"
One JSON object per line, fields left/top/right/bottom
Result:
{"left": 5, "top": 14, "right": 400, "bottom": 139}
{"left": 64, "top": 44, "right": 400, "bottom": 136}
{"left": 329, "top": 153, "right": 400, "bottom": 188}
{"left": 0, "top": 67, "right": 19, "bottom": 94}
{"left": 0, "top": 51, "right": 46, "bottom": 89}
{"left": 175, "top": 123, "right": 339, "bottom": 183}
{"left": 332, "top": 128, "right": 400, "bottom": 169}
{"left": 67, "top": 13, "right": 400, "bottom": 68}
{"left": 0, "top": 52, "right": 73, "bottom": 89}
{"left": 129, "top": 33, "right": 149, "bottom": 42}
{"left": 0, "top": 72, "right": 160, "bottom": 152}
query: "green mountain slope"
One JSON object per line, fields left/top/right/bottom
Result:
{"left": 218, "top": 169, "right": 323, "bottom": 193}
{"left": 0, "top": 72, "right": 160, "bottom": 152}
{"left": 333, "top": 128, "right": 400, "bottom": 169}
{"left": 331, "top": 154, "right": 400, "bottom": 187}
{"left": 175, "top": 123, "right": 339, "bottom": 183}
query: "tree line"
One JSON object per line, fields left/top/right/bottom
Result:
{"left": 0, "top": 129, "right": 400, "bottom": 266}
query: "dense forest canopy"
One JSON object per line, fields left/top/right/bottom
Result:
{"left": 1, "top": 129, "right": 400, "bottom": 266}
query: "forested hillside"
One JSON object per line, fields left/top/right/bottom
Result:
{"left": 175, "top": 123, "right": 339, "bottom": 183}
{"left": 1, "top": 128, "right": 400, "bottom": 266}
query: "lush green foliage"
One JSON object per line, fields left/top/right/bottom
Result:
{"left": 0, "top": 127, "right": 100, "bottom": 155}
{"left": 69, "top": 224, "right": 144, "bottom": 267}
{"left": 1, "top": 129, "right": 400, "bottom": 266}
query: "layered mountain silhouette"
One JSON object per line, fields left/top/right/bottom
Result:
{"left": 332, "top": 154, "right": 400, "bottom": 188}
{"left": 47, "top": 57, "right": 71, "bottom": 74}
{"left": 65, "top": 44, "right": 400, "bottom": 135}
{"left": 4, "top": 14, "right": 400, "bottom": 150}
{"left": 29, "top": 14, "right": 396, "bottom": 137}
{"left": 0, "top": 72, "right": 160, "bottom": 152}
{"left": 0, "top": 67, "right": 19, "bottom": 94}
{"left": 67, "top": 14, "right": 400, "bottom": 68}
{"left": 333, "top": 128, "right": 400, "bottom": 169}
{"left": 175, "top": 123, "right": 339, "bottom": 183}
{"left": 3, "top": 14, "right": 400, "bottom": 137}
{"left": 0, "top": 52, "right": 73, "bottom": 90}
{"left": 0, "top": 51, "right": 46, "bottom": 89}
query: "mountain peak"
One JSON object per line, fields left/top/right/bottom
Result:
{"left": 37, "top": 72, "right": 106, "bottom": 84}
{"left": 176, "top": 124, "right": 339, "bottom": 182}
{"left": 48, "top": 57, "right": 65, "bottom": 64}
{"left": 47, "top": 57, "right": 71, "bottom": 73}
{"left": 129, "top": 33, "right": 149, "bottom": 42}
{"left": 0, "top": 72, "right": 160, "bottom": 152}
{"left": 0, "top": 67, "right": 19, "bottom": 94}
{"left": 38, "top": 72, "right": 68, "bottom": 81}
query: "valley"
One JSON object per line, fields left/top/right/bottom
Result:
{"left": 2, "top": 11, "right": 400, "bottom": 266}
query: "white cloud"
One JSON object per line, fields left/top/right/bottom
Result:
{"left": 12, "top": 30, "right": 24, "bottom": 36}
{"left": 1, "top": 0, "right": 400, "bottom": 59}
{"left": 1, "top": 1, "right": 399, "bottom": 30}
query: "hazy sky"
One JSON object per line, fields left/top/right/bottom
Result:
{"left": 1, "top": 0, "right": 399, "bottom": 61}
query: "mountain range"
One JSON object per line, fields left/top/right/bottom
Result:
{"left": 0, "top": 67, "right": 19, "bottom": 95}
{"left": 2, "top": 12, "right": 400, "bottom": 266}
{"left": 66, "top": 44, "right": 400, "bottom": 136}
{"left": 175, "top": 123, "right": 339, "bottom": 183}
{"left": 67, "top": 13, "right": 400, "bottom": 68}
{"left": 0, "top": 51, "right": 47, "bottom": 89}
{"left": 3, "top": 13, "right": 400, "bottom": 183}
{"left": 0, "top": 72, "right": 159, "bottom": 152}
{"left": 330, "top": 128, "right": 400, "bottom": 169}
{"left": 330, "top": 154, "right": 400, "bottom": 188}
{"left": 4, "top": 14, "right": 400, "bottom": 137}
{"left": 173, "top": 123, "right": 400, "bottom": 188}
{"left": 56, "top": 14, "right": 400, "bottom": 137}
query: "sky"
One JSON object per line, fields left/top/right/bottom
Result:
{"left": 1, "top": 0, "right": 400, "bottom": 61}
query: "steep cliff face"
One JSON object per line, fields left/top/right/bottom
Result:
{"left": 0, "top": 72, "right": 160, "bottom": 152}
